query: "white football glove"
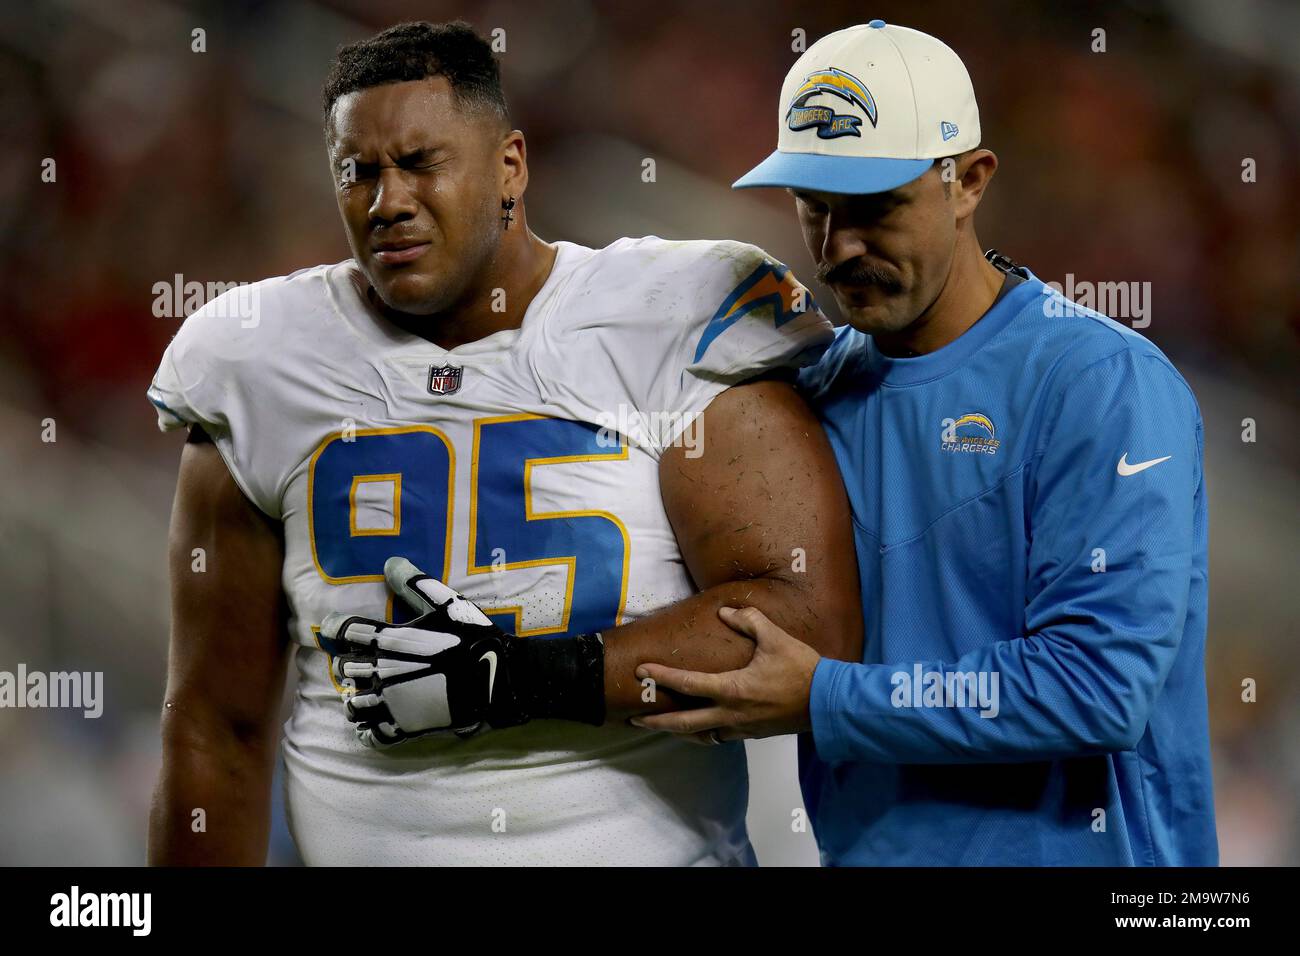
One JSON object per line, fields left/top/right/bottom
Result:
{"left": 321, "top": 557, "right": 525, "bottom": 747}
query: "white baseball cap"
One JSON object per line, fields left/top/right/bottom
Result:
{"left": 734, "top": 20, "right": 981, "bottom": 194}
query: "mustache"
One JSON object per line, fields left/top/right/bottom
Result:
{"left": 816, "top": 257, "right": 902, "bottom": 291}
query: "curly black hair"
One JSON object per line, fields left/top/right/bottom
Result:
{"left": 322, "top": 20, "right": 508, "bottom": 125}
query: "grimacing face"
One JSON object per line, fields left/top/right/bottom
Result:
{"left": 793, "top": 164, "right": 958, "bottom": 336}
{"left": 327, "top": 76, "right": 506, "bottom": 315}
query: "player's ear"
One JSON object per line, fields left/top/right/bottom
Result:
{"left": 499, "top": 127, "right": 528, "bottom": 201}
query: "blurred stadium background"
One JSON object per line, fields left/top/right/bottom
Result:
{"left": 0, "top": 0, "right": 1296, "bottom": 865}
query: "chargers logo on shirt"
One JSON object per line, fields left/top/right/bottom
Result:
{"left": 786, "top": 68, "right": 878, "bottom": 138}
{"left": 940, "top": 413, "right": 1001, "bottom": 455}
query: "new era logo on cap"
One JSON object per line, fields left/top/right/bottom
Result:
{"left": 734, "top": 20, "right": 981, "bottom": 195}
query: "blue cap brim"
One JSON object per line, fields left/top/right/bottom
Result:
{"left": 732, "top": 150, "right": 932, "bottom": 194}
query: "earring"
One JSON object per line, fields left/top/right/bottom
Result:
{"left": 501, "top": 195, "right": 517, "bottom": 229}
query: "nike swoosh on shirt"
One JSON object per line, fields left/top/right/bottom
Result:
{"left": 479, "top": 650, "right": 497, "bottom": 702}
{"left": 1117, "top": 453, "right": 1172, "bottom": 476}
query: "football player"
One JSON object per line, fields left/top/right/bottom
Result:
{"left": 145, "top": 21, "right": 861, "bottom": 865}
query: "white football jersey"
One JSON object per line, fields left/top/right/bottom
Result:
{"left": 147, "top": 236, "right": 832, "bottom": 866}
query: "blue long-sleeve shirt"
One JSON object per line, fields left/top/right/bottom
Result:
{"left": 797, "top": 269, "right": 1217, "bottom": 865}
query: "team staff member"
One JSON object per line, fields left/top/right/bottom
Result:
{"left": 635, "top": 21, "right": 1217, "bottom": 866}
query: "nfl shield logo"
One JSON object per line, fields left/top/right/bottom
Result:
{"left": 427, "top": 364, "right": 463, "bottom": 396}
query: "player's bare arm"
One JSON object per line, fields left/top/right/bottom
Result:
{"left": 146, "top": 428, "right": 290, "bottom": 865}
{"left": 602, "top": 375, "right": 862, "bottom": 717}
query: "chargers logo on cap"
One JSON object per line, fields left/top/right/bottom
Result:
{"left": 786, "top": 68, "right": 878, "bottom": 139}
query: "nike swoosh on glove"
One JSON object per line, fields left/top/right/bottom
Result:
{"left": 320, "top": 557, "right": 525, "bottom": 748}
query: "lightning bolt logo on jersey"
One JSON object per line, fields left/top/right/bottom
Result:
{"left": 146, "top": 237, "right": 832, "bottom": 866}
